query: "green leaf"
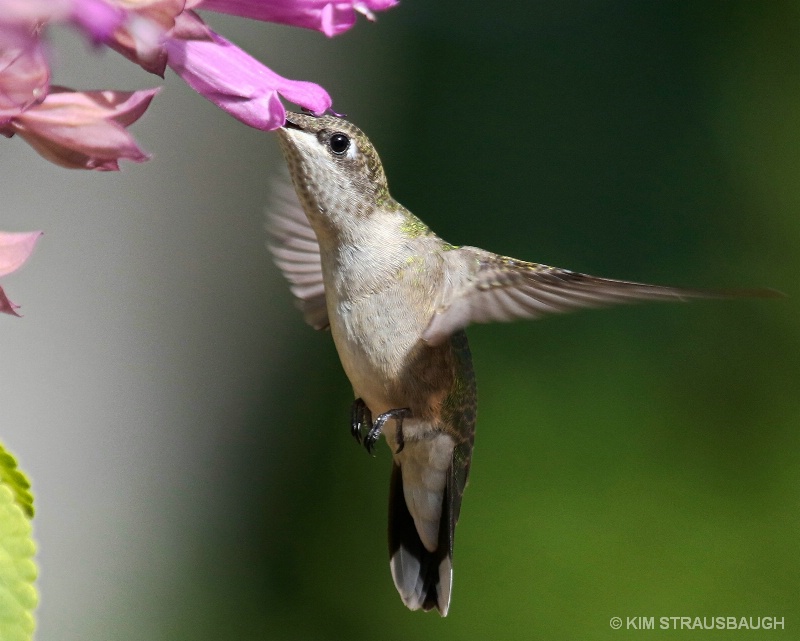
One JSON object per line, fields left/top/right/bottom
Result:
{"left": 0, "top": 443, "right": 37, "bottom": 641}
{"left": 0, "top": 445, "right": 33, "bottom": 519}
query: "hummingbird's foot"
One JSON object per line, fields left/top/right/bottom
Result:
{"left": 350, "top": 398, "right": 372, "bottom": 445}
{"left": 364, "top": 408, "right": 412, "bottom": 456}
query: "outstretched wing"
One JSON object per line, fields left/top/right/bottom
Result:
{"left": 266, "top": 176, "right": 328, "bottom": 330}
{"left": 423, "top": 246, "right": 775, "bottom": 345}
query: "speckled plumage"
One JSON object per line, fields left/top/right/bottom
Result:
{"left": 269, "top": 111, "right": 775, "bottom": 617}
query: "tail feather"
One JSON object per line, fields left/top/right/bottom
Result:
{"left": 388, "top": 462, "right": 453, "bottom": 615}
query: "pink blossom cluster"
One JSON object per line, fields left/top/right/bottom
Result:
{"left": 0, "top": 0, "right": 396, "bottom": 171}
{"left": 0, "top": 1, "right": 395, "bottom": 316}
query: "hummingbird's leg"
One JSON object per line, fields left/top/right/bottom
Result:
{"left": 364, "top": 408, "right": 412, "bottom": 456}
{"left": 350, "top": 398, "right": 372, "bottom": 445}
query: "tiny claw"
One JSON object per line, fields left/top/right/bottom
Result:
{"left": 350, "top": 403, "right": 362, "bottom": 444}
{"left": 350, "top": 398, "right": 371, "bottom": 445}
{"left": 395, "top": 421, "right": 405, "bottom": 454}
{"left": 364, "top": 431, "right": 380, "bottom": 456}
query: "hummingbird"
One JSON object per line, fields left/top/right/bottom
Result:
{"left": 268, "top": 111, "right": 774, "bottom": 616}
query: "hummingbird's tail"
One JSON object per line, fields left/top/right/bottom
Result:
{"left": 388, "top": 461, "right": 453, "bottom": 616}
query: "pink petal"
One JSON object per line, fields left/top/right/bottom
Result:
{"left": 165, "top": 29, "right": 331, "bottom": 130}
{"left": 111, "top": 15, "right": 169, "bottom": 76}
{"left": 102, "top": 0, "right": 187, "bottom": 77}
{"left": 0, "top": 0, "right": 124, "bottom": 41}
{"left": 170, "top": 6, "right": 213, "bottom": 40}
{"left": 196, "top": 0, "right": 398, "bottom": 37}
{"left": 0, "top": 286, "right": 22, "bottom": 316}
{"left": 68, "top": 0, "right": 126, "bottom": 43}
{"left": 0, "top": 230, "right": 42, "bottom": 317}
{"left": 0, "top": 0, "right": 73, "bottom": 24}
{"left": 9, "top": 87, "right": 159, "bottom": 170}
{"left": 0, "top": 24, "right": 50, "bottom": 120}
{"left": 0, "top": 231, "right": 42, "bottom": 278}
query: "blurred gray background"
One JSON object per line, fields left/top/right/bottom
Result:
{"left": 2, "top": 1, "right": 798, "bottom": 639}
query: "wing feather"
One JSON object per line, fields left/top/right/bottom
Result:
{"left": 422, "top": 246, "right": 774, "bottom": 345}
{"left": 266, "top": 176, "right": 328, "bottom": 330}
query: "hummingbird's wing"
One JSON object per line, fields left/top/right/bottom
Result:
{"left": 423, "top": 246, "right": 772, "bottom": 346}
{"left": 266, "top": 177, "right": 329, "bottom": 330}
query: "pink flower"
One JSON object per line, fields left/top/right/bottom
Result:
{"left": 0, "top": 1, "right": 158, "bottom": 169}
{"left": 165, "top": 28, "right": 331, "bottom": 130}
{"left": 0, "top": 0, "right": 398, "bottom": 169}
{"left": 99, "top": 2, "right": 336, "bottom": 129}
{"left": 196, "top": 0, "right": 399, "bottom": 37}
{"left": 0, "top": 231, "right": 42, "bottom": 317}
{"left": 0, "top": 87, "right": 159, "bottom": 170}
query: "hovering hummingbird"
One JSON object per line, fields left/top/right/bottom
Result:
{"left": 268, "top": 111, "right": 773, "bottom": 616}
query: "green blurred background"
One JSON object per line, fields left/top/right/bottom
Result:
{"left": 2, "top": 1, "right": 798, "bottom": 639}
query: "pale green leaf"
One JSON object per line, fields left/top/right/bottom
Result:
{"left": 0, "top": 445, "right": 33, "bottom": 519}
{"left": 0, "top": 444, "right": 37, "bottom": 641}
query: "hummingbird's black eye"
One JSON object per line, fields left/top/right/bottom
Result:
{"left": 329, "top": 133, "right": 350, "bottom": 155}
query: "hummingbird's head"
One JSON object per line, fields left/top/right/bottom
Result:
{"left": 277, "top": 111, "right": 390, "bottom": 229}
